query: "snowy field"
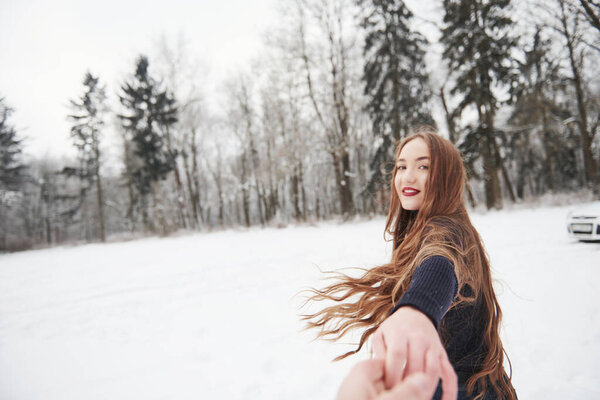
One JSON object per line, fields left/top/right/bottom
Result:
{"left": 1, "top": 203, "right": 599, "bottom": 400}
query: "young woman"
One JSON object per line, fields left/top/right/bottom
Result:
{"left": 305, "top": 127, "right": 516, "bottom": 400}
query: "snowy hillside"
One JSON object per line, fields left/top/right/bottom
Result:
{"left": 1, "top": 204, "right": 599, "bottom": 399}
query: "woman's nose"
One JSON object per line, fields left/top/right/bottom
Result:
{"left": 404, "top": 167, "right": 416, "bottom": 183}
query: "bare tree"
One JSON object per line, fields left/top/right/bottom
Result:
{"left": 290, "top": 0, "right": 363, "bottom": 218}
{"left": 579, "top": 0, "right": 600, "bottom": 33}
{"left": 153, "top": 34, "right": 208, "bottom": 230}
{"left": 549, "top": 0, "right": 600, "bottom": 193}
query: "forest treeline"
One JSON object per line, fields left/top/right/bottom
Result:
{"left": 1, "top": 0, "right": 599, "bottom": 251}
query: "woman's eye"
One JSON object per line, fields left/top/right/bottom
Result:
{"left": 396, "top": 165, "right": 406, "bottom": 170}
{"left": 419, "top": 165, "right": 429, "bottom": 170}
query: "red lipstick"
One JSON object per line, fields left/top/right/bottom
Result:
{"left": 402, "top": 187, "right": 420, "bottom": 197}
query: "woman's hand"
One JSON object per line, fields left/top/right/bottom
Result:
{"left": 336, "top": 358, "right": 439, "bottom": 400}
{"left": 371, "top": 306, "right": 457, "bottom": 400}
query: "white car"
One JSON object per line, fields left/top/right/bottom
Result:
{"left": 567, "top": 201, "right": 600, "bottom": 241}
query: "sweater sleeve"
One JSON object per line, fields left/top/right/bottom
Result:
{"left": 391, "top": 255, "right": 458, "bottom": 330}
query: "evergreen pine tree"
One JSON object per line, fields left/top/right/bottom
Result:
{"left": 118, "top": 55, "right": 178, "bottom": 231}
{"left": 0, "top": 98, "right": 25, "bottom": 191}
{"left": 0, "top": 97, "right": 27, "bottom": 251}
{"left": 358, "top": 0, "right": 433, "bottom": 196}
{"left": 67, "top": 72, "right": 108, "bottom": 241}
{"left": 441, "top": 0, "right": 518, "bottom": 209}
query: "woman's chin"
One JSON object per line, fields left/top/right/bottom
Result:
{"left": 401, "top": 202, "right": 421, "bottom": 211}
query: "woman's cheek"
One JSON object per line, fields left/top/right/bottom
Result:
{"left": 394, "top": 174, "right": 402, "bottom": 197}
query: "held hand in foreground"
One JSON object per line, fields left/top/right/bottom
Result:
{"left": 371, "top": 306, "right": 457, "bottom": 400}
{"left": 336, "top": 358, "right": 439, "bottom": 400}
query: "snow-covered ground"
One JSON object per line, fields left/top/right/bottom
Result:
{"left": 0, "top": 204, "right": 599, "bottom": 400}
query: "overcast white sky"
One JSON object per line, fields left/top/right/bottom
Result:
{"left": 0, "top": 0, "right": 279, "bottom": 158}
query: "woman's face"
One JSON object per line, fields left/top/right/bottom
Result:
{"left": 394, "top": 137, "right": 430, "bottom": 211}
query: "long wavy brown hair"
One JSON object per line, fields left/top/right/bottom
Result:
{"left": 303, "top": 126, "right": 515, "bottom": 400}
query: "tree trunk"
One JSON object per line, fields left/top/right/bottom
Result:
{"left": 217, "top": 180, "right": 224, "bottom": 226}
{"left": 482, "top": 129, "right": 503, "bottom": 210}
{"left": 340, "top": 150, "right": 354, "bottom": 217}
{"left": 392, "top": 71, "right": 402, "bottom": 141}
{"left": 255, "top": 180, "right": 266, "bottom": 226}
{"left": 141, "top": 193, "right": 151, "bottom": 233}
{"left": 315, "top": 196, "right": 321, "bottom": 220}
{"left": 291, "top": 172, "right": 301, "bottom": 220}
{"left": 299, "top": 162, "right": 307, "bottom": 221}
{"left": 561, "top": 0, "right": 599, "bottom": 193}
{"left": 122, "top": 136, "right": 137, "bottom": 231}
{"left": 164, "top": 126, "right": 187, "bottom": 230}
{"left": 331, "top": 151, "right": 349, "bottom": 217}
{"left": 242, "top": 186, "right": 250, "bottom": 228}
{"left": 190, "top": 128, "right": 204, "bottom": 225}
{"left": 491, "top": 134, "right": 517, "bottom": 202}
{"left": 93, "top": 149, "right": 105, "bottom": 242}
{"left": 182, "top": 150, "right": 198, "bottom": 228}
{"left": 265, "top": 135, "right": 278, "bottom": 222}
{"left": 173, "top": 164, "right": 187, "bottom": 229}
{"left": 465, "top": 181, "right": 477, "bottom": 209}
{"left": 210, "top": 150, "right": 224, "bottom": 227}
{"left": 151, "top": 183, "right": 167, "bottom": 235}
{"left": 0, "top": 201, "right": 5, "bottom": 251}
{"left": 241, "top": 153, "right": 251, "bottom": 228}
{"left": 440, "top": 86, "right": 457, "bottom": 144}
{"left": 541, "top": 109, "right": 556, "bottom": 192}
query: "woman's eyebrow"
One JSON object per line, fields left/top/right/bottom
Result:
{"left": 397, "top": 156, "right": 430, "bottom": 162}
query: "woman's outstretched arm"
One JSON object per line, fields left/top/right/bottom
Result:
{"left": 372, "top": 255, "right": 458, "bottom": 400}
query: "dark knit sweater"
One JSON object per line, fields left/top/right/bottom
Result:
{"left": 391, "top": 255, "right": 487, "bottom": 377}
